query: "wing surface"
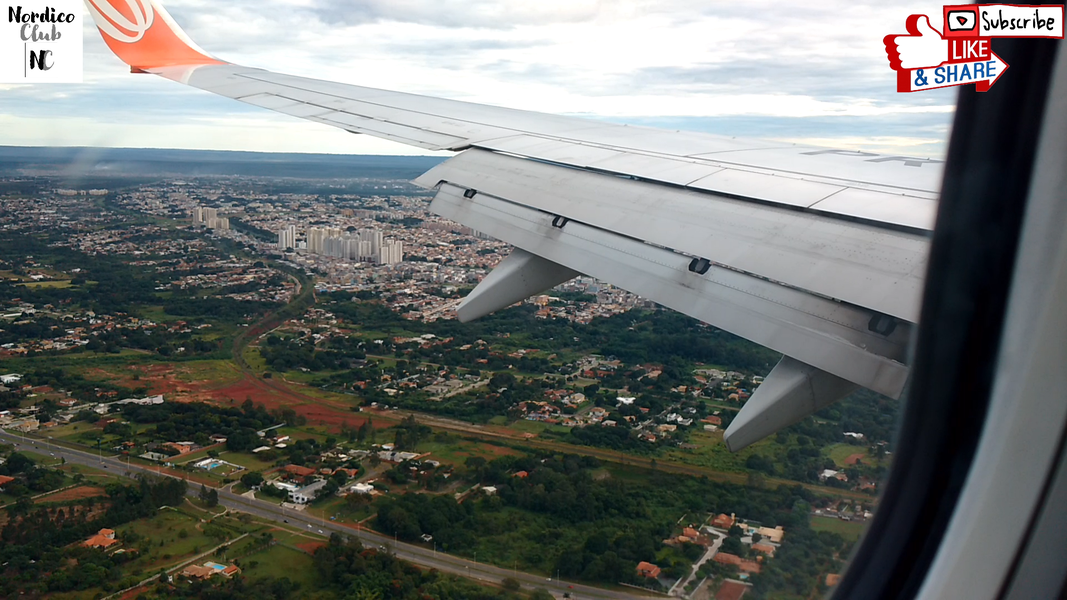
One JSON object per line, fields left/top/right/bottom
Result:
{"left": 85, "top": 0, "right": 938, "bottom": 449}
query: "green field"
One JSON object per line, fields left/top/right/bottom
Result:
{"left": 824, "top": 443, "right": 872, "bottom": 467}
{"left": 217, "top": 450, "right": 279, "bottom": 472}
{"left": 658, "top": 429, "right": 756, "bottom": 473}
{"left": 18, "top": 279, "right": 72, "bottom": 288}
{"left": 306, "top": 494, "right": 376, "bottom": 525}
{"left": 810, "top": 515, "right": 867, "bottom": 542}
{"left": 239, "top": 544, "right": 317, "bottom": 587}
{"left": 116, "top": 508, "right": 221, "bottom": 572}
{"left": 416, "top": 438, "right": 523, "bottom": 466}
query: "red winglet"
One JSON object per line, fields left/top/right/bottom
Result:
{"left": 84, "top": 0, "right": 224, "bottom": 70}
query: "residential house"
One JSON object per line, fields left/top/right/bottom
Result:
{"left": 284, "top": 464, "right": 317, "bottom": 480}
{"left": 751, "top": 543, "right": 776, "bottom": 557}
{"left": 84, "top": 528, "right": 119, "bottom": 549}
{"left": 0, "top": 474, "right": 14, "bottom": 491}
{"left": 181, "top": 562, "right": 241, "bottom": 580}
{"left": 636, "top": 561, "right": 662, "bottom": 578}
{"left": 756, "top": 526, "right": 785, "bottom": 544}
{"left": 712, "top": 513, "right": 736, "bottom": 530}
{"left": 345, "top": 482, "right": 374, "bottom": 495}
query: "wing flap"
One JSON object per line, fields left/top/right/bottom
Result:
{"left": 429, "top": 182, "right": 912, "bottom": 397}
{"left": 416, "top": 149, "right": 930, "bottom": 323}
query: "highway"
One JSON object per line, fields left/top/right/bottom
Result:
{"left": 0, "top": 429, "right": 658, "bottom": 599}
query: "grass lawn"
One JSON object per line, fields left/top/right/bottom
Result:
{"left": 824, "top": 443, "right": 873, "bottom": 467}
{"left": 116, "top": 509, "right": 220, "bottom": 573}
{"left": 18, "top": 450, "right": 65, "bottom": 467}
{"left": 59, "top": 463, "right": 130, "bottom": 486}
{"left": 18, "top": 279, "right": 72, "bottom": 288}
{"left": 275, "top": 426, "right": 328, "bottom": 443}
{"left": 218, "top": 450, "right": 279, "bottom": 472}
{"left": 417, "top": 438, "right": 524, "bottom": 467}
{"left": 172, "top": 359, "right": 244, "bottom": 385}
{"left": 243, "top": 347, "right": 269, "bottom": 372}
{"left": 658, "top": 429, "right": 755, "bottom": 473}
{"left": 810, "top": 516, "right": 867, "bottom": 542}
{"left": 307, "top": 494, "right": 375, "bottom": 525}
{"left": 240, "top": 545, "right": 317, "bottom": 587}
{"left": 135, "top": 305, "right": 172, "bottom": 323}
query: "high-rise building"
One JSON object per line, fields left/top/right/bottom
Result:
{"left": 379, "top": 239, "right": 404, "bottom": 265}
{"left": 307, "top": 227, "right": 326, "bottom": 254}
{"left": 192, "top": 206, "right": 228, "bottom": 230}
{"left": 277, "top": 225, "right": 296, "bottom": 251}
{"left": 207, "top": 216, "right": 230, "bottom": 230}
{"left": 359, "top": 228, "right": 384, "bottom": 258}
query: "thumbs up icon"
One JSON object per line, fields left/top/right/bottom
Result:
{"left": 884, "top": 15, "right": 948, "bottom": 70}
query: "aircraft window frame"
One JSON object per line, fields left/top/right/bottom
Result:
{"left": 833, "top": 35, "right": 1061, "bottom": 600}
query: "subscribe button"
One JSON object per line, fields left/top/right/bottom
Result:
{"left": 943, "top": 4, "right": 1064, "bottom": 38}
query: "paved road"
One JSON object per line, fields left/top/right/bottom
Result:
{"left": 0, "top": 429, "right": 655, "bottom": 599}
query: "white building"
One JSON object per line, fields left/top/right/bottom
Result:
{"left": 272, "top": 480, "right": 299, "bottom": 493}
{"left": 290, "top": 479, "right": 328, "bottom": 504}
{"left": 346, "top": 482, "right": 374, "bottom": 495}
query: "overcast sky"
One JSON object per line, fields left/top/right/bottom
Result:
{"left": 1, "top": 0, "right": 959, "bottom": 157}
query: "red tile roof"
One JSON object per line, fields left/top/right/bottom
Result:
{"left": 712, "top": 513, "right": 735, "bottom": 529}
{"left": 84, "top": 534, "right": 119, "bottom": 549}
{"left": 636, "top": 561, "right": 662, "bottom": 578}
{"left": 740, "top": 560, "right": 761, "bottom": 574}
{"left": 714, "top": 553, "right": 742, "bottom": 566}
{"left": 751, "top": 543, "right": 776, "bottom": 556}
{"left": 285, "top": 464, "right": 316, "bottom": 477}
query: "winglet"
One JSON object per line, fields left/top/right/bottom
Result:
{"left": 84, "top": 0, "right": 224, "bottom": 70}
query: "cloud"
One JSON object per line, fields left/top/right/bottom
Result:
{"left": 0, "top": 0, "right": 961, "bottom": 157}
{"left": 304, "top": 0, "right": 600, "bottom": 29}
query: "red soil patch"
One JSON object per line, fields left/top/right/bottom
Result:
{"left": 193, "top": 374, "right": 387, "bottom": 433}
{"left": 844, "top": 453, "right": 866, "bottom": 466}
{"left": 296, "top": 540, "right": 326, "bottom": 554}
{"left": 118, "top": 586, "right": 149, "bottom": 600}
{"left": 34, "top": 485, "right": 107, "bottom": 504}
{"left": 83, "top": 364, "right": 191, "bottom": 397}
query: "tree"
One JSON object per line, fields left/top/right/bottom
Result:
{"left": 241, "top": 471, "right": 264, "bottom": 489}
{"left": 489, "top": 371, "right": 517, "bottom": 389}
{"left": 502, "top": 577, "right": 521, "bottom": 591}
{"left": 198, "top": 484, "right": 218, "bottom": 507}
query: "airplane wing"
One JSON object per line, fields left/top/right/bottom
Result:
{"left": 84, "top": 0, "right": 938, "bottom": 450}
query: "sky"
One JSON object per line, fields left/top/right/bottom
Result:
{"left": 0, "top": 0, "right": 960, "bottom": 157}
